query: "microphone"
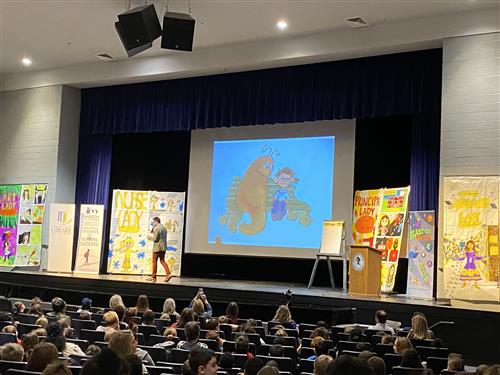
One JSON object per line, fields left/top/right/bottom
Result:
{"left": 429, "top": 321, "right": 455, "bottom": 330}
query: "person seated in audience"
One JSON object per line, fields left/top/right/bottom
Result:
{"left": 381, "top": 335, "right": 395, "bottom": 345}
{"left": 240, "top": 320, "right": 264, "bottom": 344}
{"left": 399, "top": 348, "right": 423, "bottom": 368}
{"left": 104, "top": 330, "right": 115, "bottom": 342}
{"left": 34, "top": 327, "right": 47, "bottom": 337}
{"left": 47, "top": 297, "right": 67, "bottom": 319}
{"left": 2, "top": 324, "right": 21, "bottom": 343}
{"left": 26, "top": 342, "right": 59, "bottom": 372}
{"left": 164, "top": 326, "right": 177, "bottom": 340}
{"left": 109, "top": 294, "right": 125, "bottom": 310}
{"left": 124, "top": 352, "right": 143, "bottom": 375}
{"left": 447, "top": 353, "right": 465, "bottom": 372}
{"left": 81, "top": 347, "right": 130, "bottom": 375}
{"left": 314, "top": 354, "right": 333, "bottom": 375}
{"left": 189, "top": 347, "right": 218, "bottom": 375}
{"left": 114, "top": 305, "right": 128, "bottom": 329}
{"left": 328, "top": 354, "right": 374, "bottom": 375}
{"left": 226, "top": 302, "right": 239, "bottom": 325}
{"left": 0, "top": 311, "right": 13, "bottom": 322}
{"left": 22, "top": 331, "right": 39, "bottom": 360}
{"left": 28, "top": 303, "right": 44, "bottom": 317}
{"left": 244, "top": 357, "right": 265, "bottom": 375}
{"left": 77, "top": 297, "right": 92, "bottom": 313}
{"left": 85, "top": 344, "right": 101, "bottom": 356}
{"left": 161, "top": 297, "right": 180, "bottom": 321}
{"left": 407, "top": 314, "right": 434, "bottom": 340}
{"left": 269, "top": 343, "right": 284, "bottom": 357}
{"left": 266, "top": 360, "right": 279, "bottom": 368}
{"left": 108, "top": 329, "right": 151, "bottom": 372}
{"left": 142, "top": 309, "right": 155, "bottom": 326}
{"left": 393, "top": 337, "right": 412, "bottom": 354}
{"left": 310, "top": 326, "right": 330, "bottom": 340}
{"left": 190, "top": 289, "right": 213, "bottom": 319}
{"left": 274, "top": 327, "right": 288, "bottom": 337}
{"left": 235, "top": 334, "right": 254, "bottom": 358}
{"left": 475, "top": 364, "right": 490, "bottom": 375}
{"left": 205, "top": 318, "right": 220, "bottom": 332}
{"left": 271, "top": 305, "right": 296, "bottom": 329}
{"left": 218, "top": 351, "right": 234, "bottom": 369}
{"left": 1, "top": 343, "right": 24, "bottom": 362}
{"left": 355, "top": 342, "right": 371, "bottom": 352}
{"left": 174, "top": 307, "right": 195, "bottom": 329}
{"left": 14, "top": 301, "right": 26, "bottom": 314}
{"left": 367, "top": 310, "right": 395, "bottom": 335}
{"left": 45, "top": 322, "right": 85, "bottom": 356}
{"left": 308, "top": 337, "right": 329, "bottom": 360}
{"left": 31, "top": 297, "right": 42, "bottom": 306}
{"left": 58, "top": 317, "right": 75, "bottom": 339}
{"left": 135, "top": 294, "right": 150, "bottom": 313}
{"left": 36, "top": 316, "right": 49, "bottom": 329}
{"left": 359, "top": 350, "right": 375, "bottom": 362}
{"left": 367, "top": 356, "right": 385, "bottom": 375}
{"left": 97, "top": 310, "right": 120, "bottom": 334}
{"left": 79, "top": 310, "right": 92, "bottom": 320}
{"left": 41, "top": 361, "right": 72, "bottom": 375}
{"left": 257, "top": 365, "right": 280, "bottom": 375}
{"left": 347, "top": 327, "right": 363, "bottom": 342}
{"left": 124, "top": 307, "right": 138, "bottom": 327}
{"left": 206, "top": 329, "right": 224, "bottom": 352}
{"left": 178, "top": 321, "right": 209, "bottom": 351}
{"left": 486, "top": 365, "right": 500, "bottom": 375}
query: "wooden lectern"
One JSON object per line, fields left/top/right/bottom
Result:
{"left": 348, "top": 246, "right": 381, "bottom": 296}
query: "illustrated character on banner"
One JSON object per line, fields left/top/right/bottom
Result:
{"left": 386, "top": 264, "right": 396, "bottom": 288}
{"left": 2, "top": 232, "right": 12, "bottom": 261}
{"left": 150, "top": 194, "right": 160, "bottom": 211}
{"left": 378, "top": 215, "right": 390, "bottom": 236}
{"left": 167, "top": 199, "right": 175, "bottom": 213}
{"left": 271, "top": 167, "right": 298, "bottom": 221}
{"left": 165, "top": 219, "right": 180, "bottom": 233}
{"left": 22, "top": 189, "right": 30, "bottom": 203}
{"left": 84, "top": 249, "right": 90, "bottom": 266}
{"left": 455, "top": 240, "right": 486, "bottom": 288}
{"left": 389, "top": 238, "right": 399, "bottom": 262}
{"left": 388, "top": 214, "right": 404, "bottom": 236}
{"left": 119, "top": 237, "right": 135, "bottom": 273}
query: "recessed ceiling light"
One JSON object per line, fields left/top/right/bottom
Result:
{"left": 21, "top": 58, "right": 32, "bottom": 66}
{"left": 276, "top": 20, "right": 288, "bottom": 31}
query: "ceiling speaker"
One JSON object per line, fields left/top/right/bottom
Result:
{"left": 116, "top": 4, "right": 161, "bottom": 57}
{"left": 161, "top": 12, "right": 195, "bottom": 52}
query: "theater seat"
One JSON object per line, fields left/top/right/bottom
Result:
{"left": 7, "top": 370, "right": 41, "bottom": 375}
{"left": 426, "top": 356, "right": 448, "bottom": 374}
{"left": 0, "top": 333, "right": 17, "bottom": 345}
{"left": 146, "top": 365, "right": 177, "bottom": 375}
{"left": 79, "top": 329, "right": 105, "bottom": 343}
{"left": 0, "top": 360, "right": 28, "bottom": 373}
{"left": 391, "top": 366, "right": 426, "bottom": 375}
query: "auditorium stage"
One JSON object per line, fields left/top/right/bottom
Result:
{"left": 1, "top": 270, "right": 499, "bottom": 363}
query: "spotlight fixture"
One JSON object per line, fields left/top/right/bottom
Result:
{"left": 276, "top": 20, "right": 288, "bottom": 30}
{"left": 115, "top": 4, "right": 162, "bottom": 57}
{"left": 21, "top": 57, "right": 32, "bottom": 66}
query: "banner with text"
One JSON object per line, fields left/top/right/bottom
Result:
{"left": 47, "top": 203, "right": 75, "bottom": 272}
{"left": 75, "top": 204, "right": 104, "bottom": 274}
{"left": 352, "top": 189, "right": 383, "bottom": 247}
{"left": 108, "top": 190, "right": 185, "bottom": 276}
{"left": 443, "top": 176, "right": 499, "bottom": 302}
{"left": 407, "top": 211, "right": 435, "bottom": 299}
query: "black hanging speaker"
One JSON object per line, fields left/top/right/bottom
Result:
{"left": 161, "top": 12, "right": 195, "bottom": 52}
{"left": 115, "top": 4, "right": 161, "bottom": 57}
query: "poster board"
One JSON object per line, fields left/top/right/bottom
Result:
{"left": 406, "top": 211, "right": 435, "bottom": 299}
{"left": 352, "top": 189, "right": 383, "bottom": 248}
{"left": 108, "top": 189, "right": 185, "bottom": 277}
{"left": 319, "top": 221, "right": 344, "bottom": 256}
{"left": 75, "top": 204, "right": 104, "bottom": 274}
{"left": 0, "top": 184, "right": 47, "bottom": 267}
{"left": 442, "top": 176, "right": 499, "bottom": 302}
{"left": 47, "top": 203, "right": 75, "bottom": 273}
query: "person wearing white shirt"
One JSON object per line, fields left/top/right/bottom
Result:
{"left": 367, "top": 310, "right": 395, "bottom": 335}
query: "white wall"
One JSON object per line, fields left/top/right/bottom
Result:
{"left": 437, "top": 32, "right": 500, "bottom": 298}
{"left": 0, "top": 85, "right": 81, "bottom": 250}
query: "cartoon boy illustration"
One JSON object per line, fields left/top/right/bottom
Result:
{"left": 271, "top": 167, "right": 298, "bottom": 221}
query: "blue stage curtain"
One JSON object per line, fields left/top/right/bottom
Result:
{"left": 75, "top": 134, "right": 112, "bottom": 206}
{"left": 78, "top": 49, "right": 442, "bottom": 211}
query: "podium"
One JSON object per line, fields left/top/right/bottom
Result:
{"left": 348, "top": 246, "right": 381, "bottom": 296}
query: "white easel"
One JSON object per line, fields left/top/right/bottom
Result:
{"left": 308, "top": 220, "right": 347, "bottom": 292}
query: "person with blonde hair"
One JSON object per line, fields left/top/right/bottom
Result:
{"left": 272, "top": 305, "right": 296, "bottom": 329}
{"left": 161, "top": 298, "right": 180, "bottom": 320}
{"left": 109, "top": 294, "right": 125, "bottom": 309}
{"left": 109, "top": 330, "right": 136, "bottom": 357}
{"left": 36, "top": 316, "right": 49, "bottom": 329}
{"left": 1, "top": 343, "right": 24, "bottom": 362}
{"left": 41, "top": 362, "right": 72, "bottom": 375}
{"left": 190, "top": 289, "right": 213, "bottom": 319}
{"left": 135, "top": 295, "right": 150, "bottom": 313}
{"left": 393, "top": 337, "right": 412, "bottom": 354}
{"left": 257, "top": 365, "right": 280, "bottom": 375}
{"left": 407, "top": 314, "right": 435, "bottom": 340}
{"left": 313, "top": 354, "right": 333, "bottom": 375}
{"left": 97, "top": 311, "right": 120, "bottom": 333}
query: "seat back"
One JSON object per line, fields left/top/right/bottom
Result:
{"left": 71, "top": 319, "right": 96, "bottom": 336}
{"left": 231, "top": 333, "right": 261, "bottom": 347}
{"left": 154, "top": 319, "right": 170, "bottom": 333}
{"left": 15, "top": 314, "right": 38, "bottom": 325}
{"left": 146, "top": 365, "right": 178, "bottom": 375}
{"left": 375, "top": 343, "right": 395, "bottom": 357}
{"left": 7, "top": 370, "right": 41, "bottom": 375}
{"left": 0, "top": 360, "right": 28, "bottom": 373}
{"left": 232, "top": 354, "right": 248, "bottom": 369}
{"left": 171, "top": 348, "right": 190, "bottom": 363}
{"left": 91, "top": 314, "right": 103, "bottom": 325}
{"left": 137, "top": 325, "right": 160, "bottom": 344}
{"left": 409, "top": 338, "right": 434, "bottom": 347}
{"left": 17, "top": 323, "right": 41, "bottom": 338}
{"left": 223, "top": 341, "right": 256, "bottom": 355}
{"left": 269, "top": 328, "right": 299, "bottom": 338}
{"left": 415, "top": 346, "right": 449, "bottom": 360}
{"left": 79, "top": 329, "right": 105, "bottom": 343}
{"left": 199, "top": 339, "right": 219, "bottom": 351}
{"left": 66, "top": 338, "right": 89, "bottom": 352}
{"left": 156, "top": 361, "right": 183, "bottom": 373}
{"left": 264, "top": 335, "right": 296, "bottom": 347}
{"left": 176, "top": 328, "right": 186, "bottom": 341}
{"left": 256, "top": 356, "right": 293, "bottom": 371}
{"left": 0, "top": 333, "right": 17, "bottom": 345}
{"left": 299, "top": 347, "right": 315, "bottom": 359}
{"left": 391, "top": 366, "right": 426, "bottom": 375}
{"left": 426, "top": 356, "right": 448, "bottom": 375}
{"left": 337, "top": 340, "right": 371, "bottom": 352}
{"left": 300, "top": 338, "right": 333, "bottom": 349}
{"left": 340, "top": 350, "right": 360, "bottom": 357}
{"left": 298, "top": 359, "right": 314, "bottom": 373}
{"left": 138, "top": 345, "right": 167, "bottom": 363}
{"left": 383, "top": 354, "right": 402, "bottom": 375}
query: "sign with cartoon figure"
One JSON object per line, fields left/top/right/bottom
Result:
{"left": 0, "top": 185, "right": 21, "bottom": 267}
{"left": 108, "top": 190, "right": 185, "bottom": 276}
{"left": 208, "top": 136, "right": 335, "bottom": 249}
{"left": 442, "top": 176, "right": 499, "bottom": 302}
{"left": 75, "top": 204, "right": 104, "bottom": 274}
{"left": 352, "top": 189, "right": 383, "bottom": 247}
{"left": 407, "top": 211, "right": 435, "bottom": 299}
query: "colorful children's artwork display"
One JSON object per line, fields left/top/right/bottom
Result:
{"left": 108, "top": 190, "right": 185, "bottom": 276}
{"left": 442, "top": 176, "right": 499, "bottom": 302}
{"left": 406, "top": 211, "right": 435, "bottom": 299}
{"left": 352, "top": 189, "right": 383, "bottom": 247}
{"left": 374, "top": 186, "right": 411, "bottom": 292}
{"left": 0, "top": 184, "right": 47, "bottom": 267}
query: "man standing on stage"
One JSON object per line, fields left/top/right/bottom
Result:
{"left": 147, "top": 217, "right": 173, "bottom": 282}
